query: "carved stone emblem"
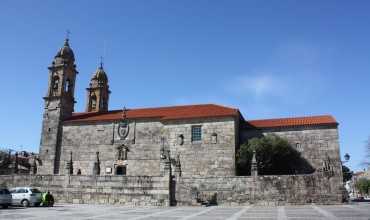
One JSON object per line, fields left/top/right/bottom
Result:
{"left": 118, "top": 120, "right": 129, "bottom": 139}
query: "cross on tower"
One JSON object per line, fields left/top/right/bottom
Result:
{"left": 100, "top": 56, "right": 104, "bottom": 68}
{"left": 66, "top": 30, "right": 71, "bottom": 40}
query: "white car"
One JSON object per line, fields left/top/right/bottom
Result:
{"left": 0, "top": 188, "right": 12, "bottom": 208}
{"left": 10, "top": 187, "right": 42, "bottom": 207}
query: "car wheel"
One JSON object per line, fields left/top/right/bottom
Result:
{"left": 21, "top": 200, "right": 30, "bottom": 207}
{"left": 2, "top": 205, "right": 8, "bottom": 209}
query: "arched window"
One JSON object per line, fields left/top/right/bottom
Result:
{"left": 177, "top": 134, "right": 184, "bottom": 145}
{"left": 91, "top": 95, "right": 97, "bottom": 110}
{"left": 65, "top": 79, "right": 72, "bottom": 92}
{"left": 52, "top": 76, "right": 59, "bottom": 90}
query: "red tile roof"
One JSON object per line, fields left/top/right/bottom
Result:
{"left": 246, "top": 115, "right": 338, "bottom": 128}
{"left": 64, "top": 104, "right": 240, "bottom": 123}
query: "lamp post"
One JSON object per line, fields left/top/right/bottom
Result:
{"left": 343, "top": 153, "right": 350, "bottom": 163}
{"left": 341, "top": 153, "right": 353, "bottom": 200}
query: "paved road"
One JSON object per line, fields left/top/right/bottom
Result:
{"left": 0, "top": 203, "right": 369, "bottom": 220}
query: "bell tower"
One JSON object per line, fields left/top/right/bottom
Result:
{"left": 86, "top": 62, "right": 110, "bottom": 112}
{"left": 38, "top": 38, "right": 78, "bottom": 174}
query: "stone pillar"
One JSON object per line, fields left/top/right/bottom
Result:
{"left": 174, "top": 154, "right": 181, "bottom": 178}
{"left": 93, "top": 152, "right": 100, "bottom": 176}
{"left": 251, "top": 150, "right": 258, "bottom": 177}
{"left": 65, "top": 151, "right": 73, "bottom": 175}
{"left": 29, "top": 157, "right": 37, "bottom": 175}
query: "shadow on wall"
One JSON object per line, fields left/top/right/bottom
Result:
{"left": 236, "top": 133, "right": 315, "bottom": 176}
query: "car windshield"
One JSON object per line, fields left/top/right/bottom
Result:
{"left": 0, "top": 189, "right": 10, "bottom": 194}
{"left": 30, "top": 188, "right": 41, "bottom": 193}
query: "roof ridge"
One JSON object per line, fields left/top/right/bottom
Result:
{"left": 247, "top": 114, "right": 335, "bottom": 122}
{"left": 72, "top": 103, "right": 237, "bottom": 114}
{"left": 66, "top": 103, "right": 239, "bottom": 123}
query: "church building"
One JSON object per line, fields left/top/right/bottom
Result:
{"left": 37, "top": 38, "right": 342, "bottom": 181}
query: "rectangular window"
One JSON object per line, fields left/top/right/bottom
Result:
{"left": 191, "top": 125, "right": 202, "bottom": 142}
{"left": 296, "top": 143, "right": 302, "bottom": 150}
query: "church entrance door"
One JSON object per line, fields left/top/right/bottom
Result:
{"left": 116, "top": 166, "right": 126, "bottom": 175}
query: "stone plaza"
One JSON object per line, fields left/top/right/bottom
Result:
{"left": 0, "top": 203, "right": 369, "bottom": 220}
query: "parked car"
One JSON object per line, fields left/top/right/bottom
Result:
{"left": 10, "top": 187, "right": 42, "bottom": 207}
{"left": 0, "top": 188, "right": 12, "bottom": 208}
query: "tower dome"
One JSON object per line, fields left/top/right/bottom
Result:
{"left": 55, "top": 38, "right": 75, "bottom": 62}
{"left": 86, "top": 63, "right": 110, "bottom": 112}
{"left": 92, "top": 64, "right": 108, "bottom": 83}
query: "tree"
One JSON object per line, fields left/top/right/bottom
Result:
{"left": 355, "top": 178, "right": 370, "bottom": 195}
{"left": 236, "top": 134, "right": 314, "bottom": 176}
{"left": 342, "top": 165, "right": 353, "bottom": 182}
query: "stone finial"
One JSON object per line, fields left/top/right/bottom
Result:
{"left": 93, "top": 151, "right": 100, "bottom": 176}
{"left": 29, "top": 156, "right": 37, "bottom": 175}
{"left": 175, "top": 154, "right": 182, "bottom": 177}
{"left": 251, "top": 150, "right": 258, "bottom": 177}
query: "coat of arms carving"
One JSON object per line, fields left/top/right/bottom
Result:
{"left": 118, "top": 120, "right": 129, "bottom": 139}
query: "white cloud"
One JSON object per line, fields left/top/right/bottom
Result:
{"left": 229, "top": 73, "right": 286, "bottom": 99}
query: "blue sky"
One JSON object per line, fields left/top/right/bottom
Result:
{"left": 0, "top": 0, "right": 369, "bottom": 171}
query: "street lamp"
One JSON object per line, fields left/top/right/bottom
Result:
{"left": 344, "top": 153, "right": 350, "bottom": 163}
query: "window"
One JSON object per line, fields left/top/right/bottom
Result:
{"left": 30, "top": 188, "right": 41, "bottom": 193}
{"left": 91, "top": 95, "right": 97, "bottom": 110}
{"left": 296, "top": 143, "right": 302, "bottom": 150}
{"left": 16, "top": 188, "right": 27, "bottom": 193}
{"left": 116, "top": 166, "right": 126, "bottom": 175}
{"left": 211, "top": 133, "right": 218, "bottom": 144}
{"left": 52, "top": 76, "right": 59, "bottom": 90}
{"left": 191, "top": 125, "right": 202, "bottom": 142}
{"left": 65, "top": 79, "right": 72, "bottom": 92}
{"left": 177, "top": 134, "right": 184, "bottom": 145}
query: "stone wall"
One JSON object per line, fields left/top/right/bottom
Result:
{"left": 164, "top": 117, "right": 237, "bottom": 177}
{"left": 53, "top": 117, "right": 237, "bottom": 177}
{"left": 174, "top": 173, "right": 343, "bottom": 206}
{"left": 60, "top": 120, "right": 163, "bottom": 176}
{"left": 0, "top": 174, "right": 170, "bottom": 206}
{"left": 241, "top": 125, "right": 342, "bottom": 175}
{"left": 0, "top": 172, "right": 344, "bottom": 206}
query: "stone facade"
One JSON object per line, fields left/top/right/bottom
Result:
{"left": 59, "top": 117, "right": 237, "bottom": 177}
{"left": 241, "top": 125, "right": 342, "bottom": 174}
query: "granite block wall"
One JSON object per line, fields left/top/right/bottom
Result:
{"left": 60, "top": 120, "right": 163, "bottom": 176}
{"left": 55, "top": 117, "right": 237, "bottom": 177}
{"left": 0, "top": 174, "right": 170, "bottom": 206}
{"left": 174, "top": 174, "right": 343, "bottom": 206}
{"left": 0, "top": 173, "right": 343, "bottom": 206}
{"left": 241, "top": 125, "right": 342, "bottom": 175}
{"left": 164, "top": 117, "right": 237, "bottom": 177}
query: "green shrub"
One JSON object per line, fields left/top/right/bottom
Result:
{"left": 236, "top": 134, "right": 314, "bottom": 175}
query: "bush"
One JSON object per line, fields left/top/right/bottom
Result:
{"left": 236, "top": 134, "right": 314, "bottom": 175}
{"left": 355, "top": 178, "right": 370, "bottom": 195}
